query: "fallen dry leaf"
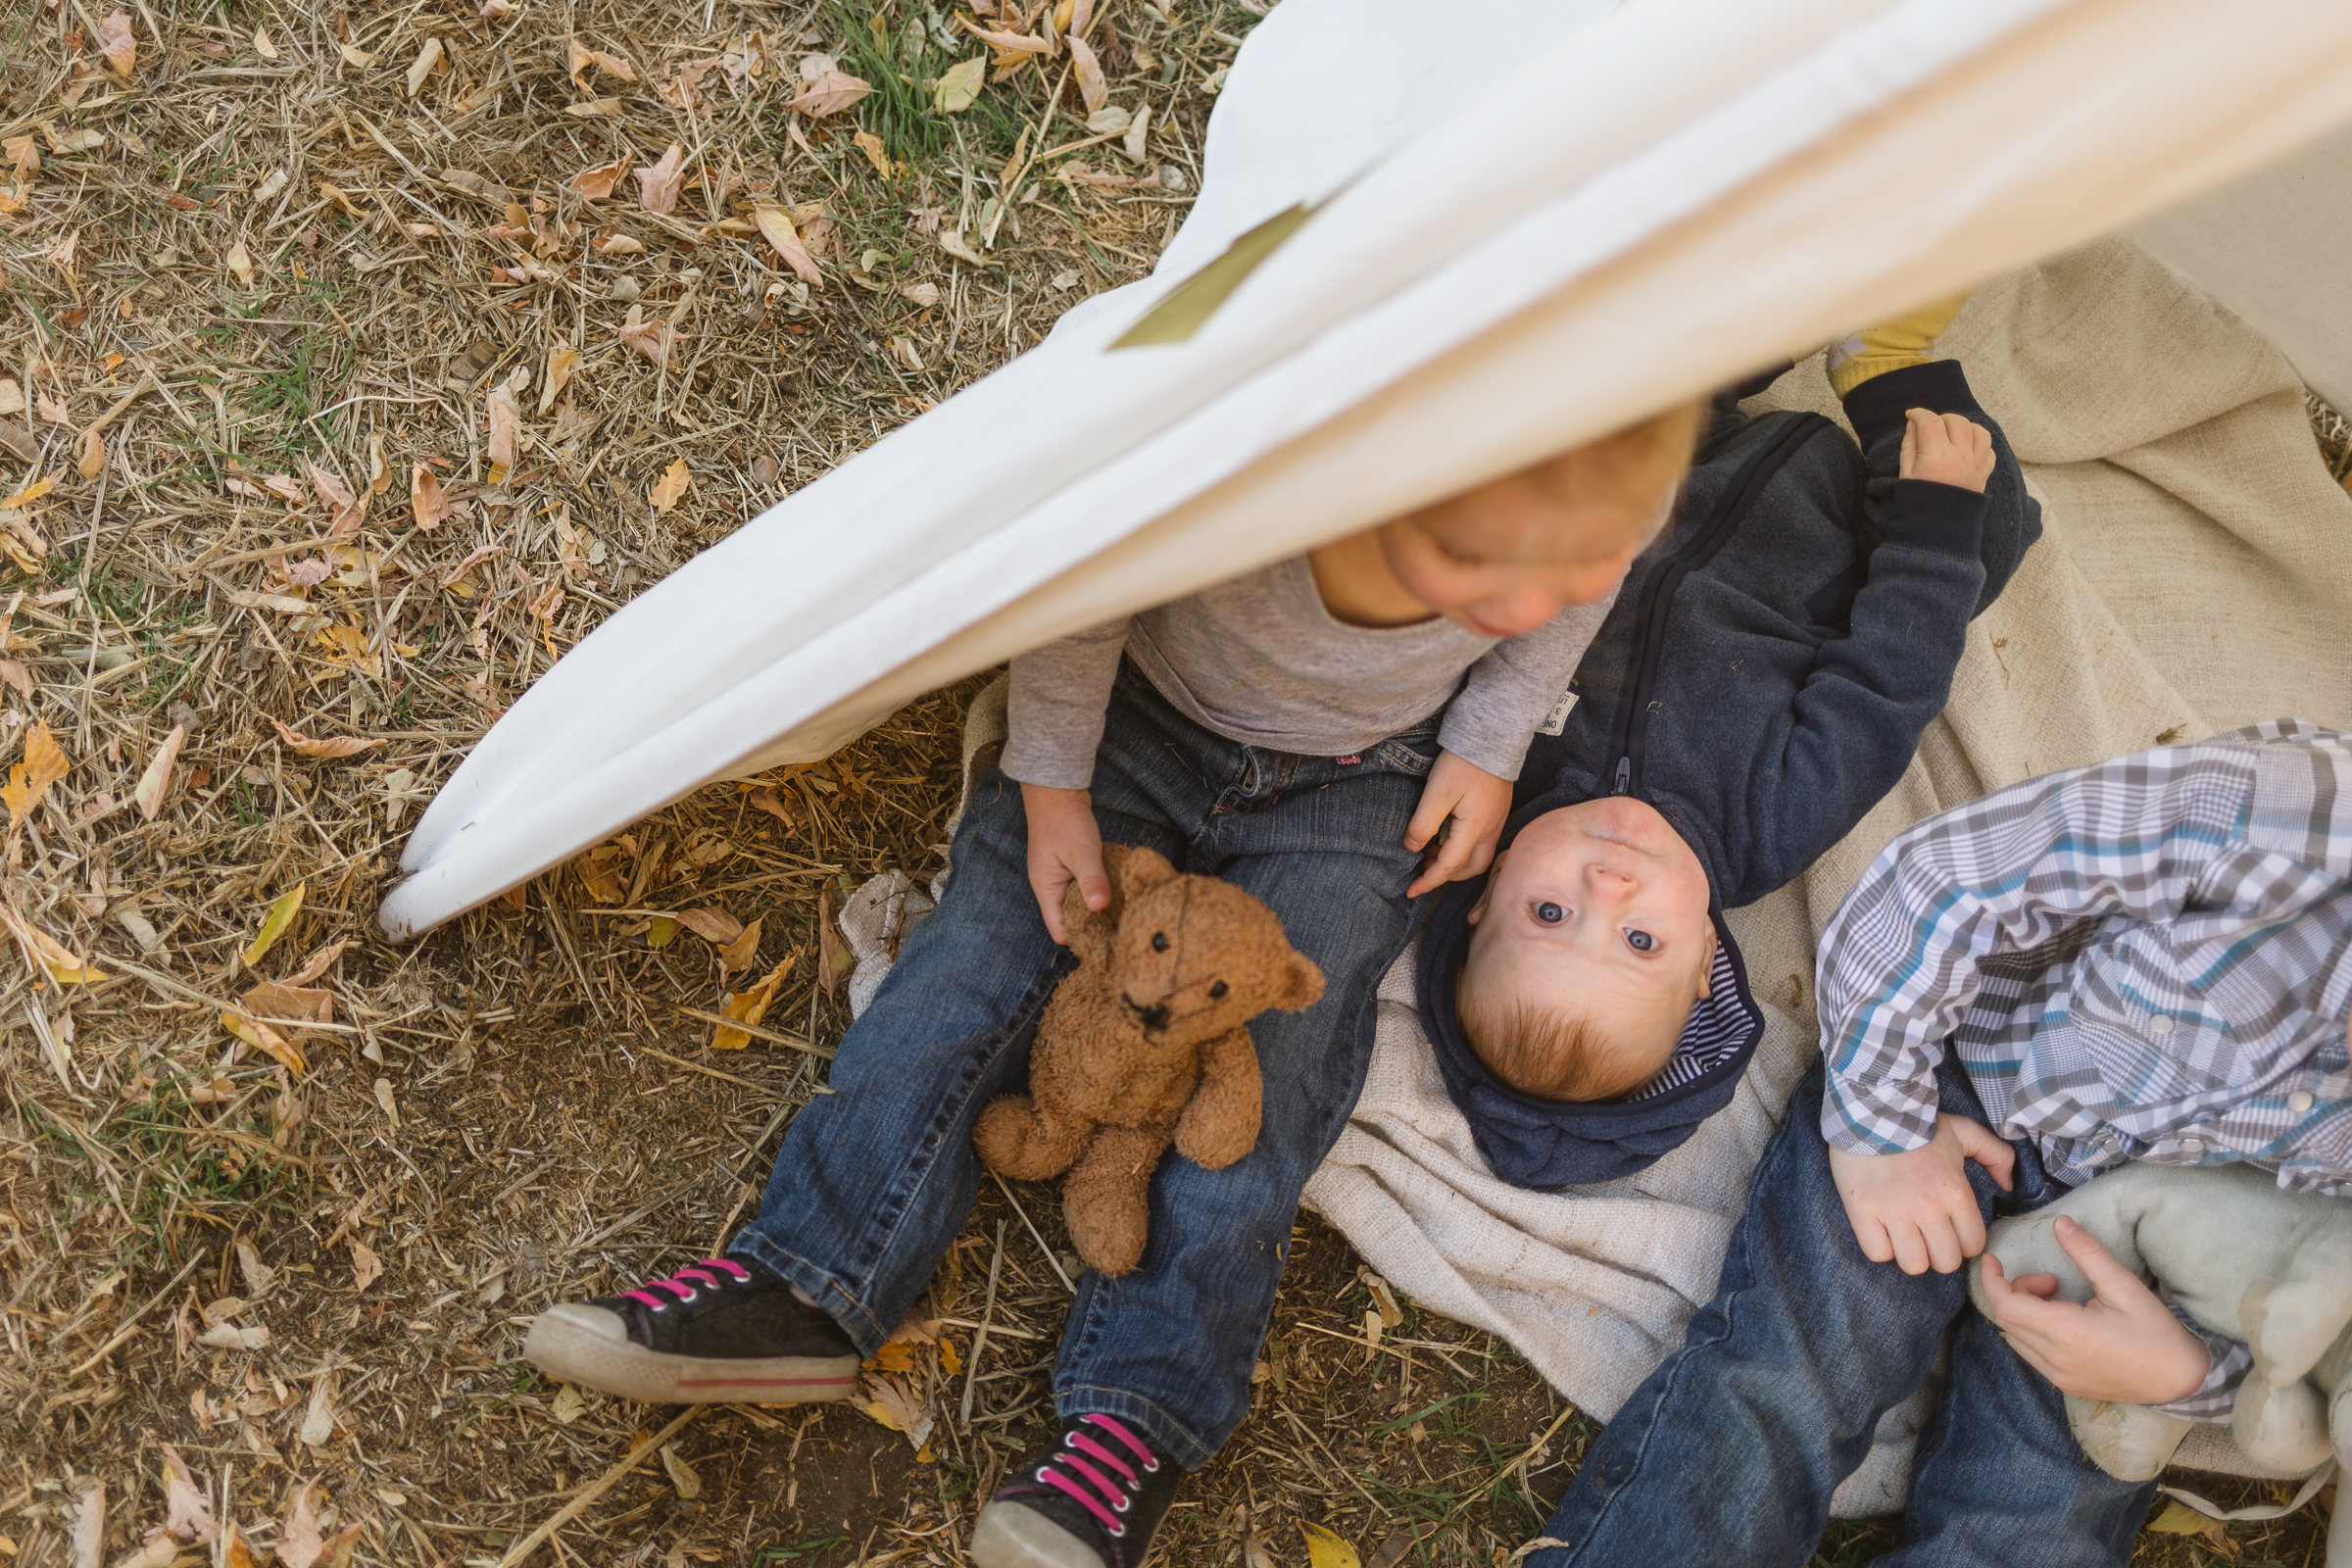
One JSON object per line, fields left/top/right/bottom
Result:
{"left": 789, "top": 68, "right": 873, "bottom": 117}
{"left": 0, "top": 660, "right": 33, "bottom": 699}
{"left": 636, "top": 142, "right": 686, "bottom": 214}
{"left": 713, "top": 953, "right": 794, "bottom": 1048}
{"left": 674, "top": 906, "right": 742, "bottom": 945}
{"left": 243, "top": 979, "right": 332, "bottom": 1023}
{"left": 1123, "top": 102, "right": 1152, "bottom": 164}
{"left": 285, "top": 938, "right": 350, "bottom": 986}
{"left": 224, "top": 1008, "right": 305, "bottom": 1072}
{"left": 649, "top": 457, "right": 691, "bottom": 512}
{"left": 754, "top": 205, "right": 822, "bottom": 287}
{"left": 858, "top": 1372, "right": 932, "bottom": 1449}
{"left": 245, "top": 882, "right": 306, "bottom": 965}
{"left": 1067, "top": 34, "right": 1106, "bottom": 113}
{"left": 410, "top": 464, "right": 468, "bottom": 530}
{"left": 618, "top": 315, "right": 673, "bottom": 367}
{"left": 405, "top": 36, "right": 444, "bottom": 96}
{"left": 133, "top": 723, "right": 184, "bottom": 820}
{"left": 307, "top": 461, "right": 365, "bottom": 534}
{"left": 660, "top": 1446, "right": 702, "bottom": 1499}
{"left": 662, "top": 58, "right": 711, "bottom": 110}
{"left": 540, "top": 346, "right": 579, "bottom": 414}
{"left": 225, "top": 240, "right": 256, "bottom": 287}
{"left": 70, "top": 1482, "right": 102, "bottom": 1568}
{"left": 854, "top": 128, "right": 893, "bottom": 178}
{"left": 1298, "top": 1521, "right": 1363, "bottom": 1568}
{"left": 934, "top": 54, "right": 986, "bottom": 113}
{"left": 271, "top": 719, "right": 384, "bottom": 760}
{"left": 99, "top": 10, "right": 135, "bottom": 75}
{"left": 574, "top": 844, "right": 625, "bottom": 904}
{"left": 0, "top": 903, "right": 105, "bottom": 985}
{"left": 159, "top": 1446, "right": 218, "bottom": 1544}
{"left": 717, "top": 914, "right": 762, "bottom": 974}
{"left": 75, "top": 426, "right": 104, "bottom": 480}
{"left": 253, "top": 24, "right": 278, "bottom": 59}
{"left": 750, "top": 784, "right": 794, "bottom": 826}
{"left": 485, "top": 380, "right": 521, "bottom": 476}
{"left": 349, "top": 1241, "right": 381, "bottom": 1291}
{"left": 277, "top": 1482, "right": 362, "bottom": 1568}
{"left": 566, "top": 39, "right": 637, "bottom": 84}
{"left": 594, "top": 232, "right": 644, "bottom": 255}
{"left": 3, "top": 720, "right": 71, "bottom": 825}
{"left": 567, "top": 153, "right": 631, "bottom": 200}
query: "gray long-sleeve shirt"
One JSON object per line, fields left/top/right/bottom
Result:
{"left": 1002, "top": 555, "right": 1614, "bottom": 789}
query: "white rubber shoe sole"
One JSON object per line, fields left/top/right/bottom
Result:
{"left": 969, "top": 1502, "right": 1130, "bottom": 1568}
{"left": 522, "top": 1302, "right": 858, "bottom": 1404}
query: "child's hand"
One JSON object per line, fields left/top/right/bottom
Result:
{"left": 1826, "top": 1111, "right": 2015, "bottom": 1275}
{"left": 1898, "top": 409, "right": 1995, "bottom": 493}
{"left": 1979, "top": 1216, "right": 2214, "bottom": 1405}
{"left": 1021, "top": 783, "right": 1109, "bottom": 945}
{"left": 1403, "top": 750, "right": 1511, "bottom": 899}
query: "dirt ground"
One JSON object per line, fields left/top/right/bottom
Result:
{"left": 0, "top": 0, "right": 2344, "bottom": 1564}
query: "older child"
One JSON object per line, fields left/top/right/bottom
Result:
{"left": 1420, "top": 301, "right": 2040, "bottom": 1188}
{"left": 525, "top": 399, "right": 1700, "bottom": 1568}
{"left": 1533, "top": 721, "right": 2352, "bottom": 1568}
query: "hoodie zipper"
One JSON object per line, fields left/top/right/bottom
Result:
{"left": 1605, "top": 413, "right": 1832, "bottom": 797}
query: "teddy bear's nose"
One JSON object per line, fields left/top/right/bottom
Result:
{"left": 1124, "top": 995, "right": 1172, "bottom": 1035}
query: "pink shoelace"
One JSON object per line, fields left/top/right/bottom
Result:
{"left": 620, "top": 1257, "right": 750, "bottom": 1311}
{"left": 1031, "top": 1415, "right": 1158, "bottom": 1537}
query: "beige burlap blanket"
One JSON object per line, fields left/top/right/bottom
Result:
{"left": 1298, "top": 234, "right": 2352, "bottom": 1511}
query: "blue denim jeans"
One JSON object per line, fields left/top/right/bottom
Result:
{"left": 1532, "top": 1062, "right": 2158, "bottom": 1568}
{"left": 730, "top": 667, "right": 1435, "bottom": 1468}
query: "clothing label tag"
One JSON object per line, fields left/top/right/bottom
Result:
{"left": 1538, "top": 688, "right": 1579, "bottom": 737}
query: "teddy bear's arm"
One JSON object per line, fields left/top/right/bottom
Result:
{"left": 1175, "top": 1026, "right": 1263, "bottom": 1171}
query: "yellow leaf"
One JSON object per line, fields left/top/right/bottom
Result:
{"left": 271, "top": 719, "right": 383, "bottom": 760}
{"left": 646, "top": 914, "right": 679, "bottom": 949}
{"left": 575, "top": 844, "right": 625, "bottom": 904}
{"left": 649, "top": 458, "right": 691, "bottom": 513}
{"left": 1298, "top": 1521, "right": 1362, "bottom": 1568}
{"left": 0, "top": 902, "right": 105, "bottom": 985}
{"left": 245, "top": 883, "right": 307, "bottom": 965}
{"left": 938, "top": 1337, "right": 962, "bottom": 1375}
{"left": 75, "top": 426, "right": 104, "bottom": 479}
{"left": 713, "top": 953, "right": 795, "bottom": 1049}
{"left": 0, "top": 474, "right": 54, "bottom": 511}
{"left": 716, "top": 914, "right": 762, "bottom": 973}
{"left": 853, "top": 129, "right": 892, "bottom": 179}
{"left": 133, "top": 722, "right": 185, "bottom": 820}
{"left": 932, "top": 55, "right": 986, "bottom": 114}
{"left": 222, "top": 1010, "right": 307, "bottom": 1075}
{"left": 2, "top": 721, "right": 70, "bottom": 824}
{"left": 2145, "top": 1501, "right": 2226, "bottom": 1544}
{"left": 865, "top": 1341, "right": 918, "bottom": 1373}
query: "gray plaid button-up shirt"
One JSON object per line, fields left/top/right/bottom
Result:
{"left": 1815, "top": 719, "right": 2351, "bottom": 1418}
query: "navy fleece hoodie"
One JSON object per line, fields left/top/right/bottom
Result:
{"left": 1422, "top": 359, "right": 2040, "bottom": 1189}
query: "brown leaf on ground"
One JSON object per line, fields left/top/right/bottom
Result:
{"left": 0, "top": 902, "right": 105, "bottom": 985}
{"left": 854, "top": 129, "right": 893, "bottom": 178}
{"left": 242, "top": 979, "right": 333, "bottom": 1024}
{"left": 486, "top": 379, "right": 522, "bottom": 474}
{"left": 284, "top": 939, "right": 350, "bottom": 986}
{"left": 566, "top": 40, "right": 637, "bottom": 85}
{"left": 662, "top": 58, "right": 711, "bottom": 110}
{"left": 636, "top": 143, "right": 687, "bottom": 213}
{"left": 749, "top": 785, "right": 795, "bottom": 827}
{"left": 649, "top": 457, "right": 691, "bottom": 511}
{"left": 619, "top": 315, "right": 674, "bottom": 367}
{"left": 674, "top": 906, "right": 742, "bottom": 945}
{"left": 307, "top": 461, "right": 366, "bottom": 534}
{"left": 277, "top": 1482, "right": 362, "bottom": 1568}
{"left": 159, "top": 1446, "right": 218, "bottom": 1544}
{"left": 411, "top": 465, "right": 469, "bottom": 530}
{"left": 540, "top": 346, "right": 581, "bottom": 413}
{"left": 754, "top": 205, "right": 823, "bottom": 286}
{"left": 818, "top": 886, "right": 850, "bottom": 996}
{"left": 349, "top": 1241, "right": 382, "bottom": 1291}
{"left": 99, "top": 11, "right": 135, "bottom": 75}
{"left": 133, "top": 723, "right": 184, "bottom": 820}
{"left": 1067, "top": 35, "right": 1107, "bottom": 113}
{"left": 75, "top": 426, "right": 104, "bottom": 479}
{"left": 225, "top": 241, "right": 256, "bottom": 287}
{"left": 567, "top": 154, "right": 632, "bottom": 200}
{"left": 574, "top": 844, "right": 626, "bottom": 904}
{"left": 270, "top": 719, "right": 384, "bottom": 760}
{"left": 789, "top": 68, "right": 874, "bottom": 117}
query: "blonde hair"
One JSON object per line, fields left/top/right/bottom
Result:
{"left": 1559, "top": 400, "right": 1706, "bottom": 538}
{"left": 1460, "top": 997, "right": 1667, "bottom": 1103}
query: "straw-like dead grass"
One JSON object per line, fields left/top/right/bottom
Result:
{"left": 0, "top": 0, "right": 2342, "bottom": 1563}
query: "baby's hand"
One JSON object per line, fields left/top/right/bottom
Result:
{"left": 1826, "top": 1111, "right": 2015, "bottom": 1275}
{"left": 1898, "top": 409, "right": 1995, "bottom": 493}
{"left": 1403, "top": 750, "right": 1511, "bottom": 899}
{"left": 1980, "top": 1216, "right": 2213, "bottom": 1405}
{"left": 1021, "top": 783, "right": 1108, "bottom": 945}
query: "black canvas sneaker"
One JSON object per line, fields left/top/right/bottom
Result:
{"left": 523, "top": 1256, "right": 858, "bottom": 1404}
{"left": 969, "top": 1412, "right": 1183, "bottom": 1568}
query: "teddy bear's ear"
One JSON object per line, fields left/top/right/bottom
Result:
{"left": 1276, "top": 951, "right": 1325, "bottom": 1012}
{"left": 1113, "top": 844, "right": 1180, "bottom": 893}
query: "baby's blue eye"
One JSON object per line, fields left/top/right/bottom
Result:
{"left": 1535, "top": 902, "right": 1564, "bottom": 924}
{"left": 1627, "top": 929, "right": 1656, "bottom": 953}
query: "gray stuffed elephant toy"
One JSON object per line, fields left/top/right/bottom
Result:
{"left": 1967, "top": 1162, "right": 2352, "bottom": 1562}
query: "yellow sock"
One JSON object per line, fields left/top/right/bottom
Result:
{"left": 1826, "top": 291, "right": 1970, "bottom": 397}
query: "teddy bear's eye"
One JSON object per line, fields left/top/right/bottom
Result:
{"left": 1209, "top": 981, "right": 1229, "bottom": 999}
{"left": 1151, "top": 932, "right": 1168, "bottom": 953}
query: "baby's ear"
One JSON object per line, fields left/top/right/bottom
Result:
{"left": 1275, "top": 951, "right": 1325, "bottom": 1012}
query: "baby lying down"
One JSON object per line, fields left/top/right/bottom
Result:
{"left": 1423, "top": 305, "right": 2039, "bottom": 1187}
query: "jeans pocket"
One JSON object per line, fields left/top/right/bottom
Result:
{"left": 1368, "top": 727, "right": 1440, "bottom": 776}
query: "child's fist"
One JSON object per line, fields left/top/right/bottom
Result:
{"left": 1898, "top": 409, "right": 1995, "bottom": 493}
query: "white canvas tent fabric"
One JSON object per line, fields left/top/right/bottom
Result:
{"left": 379, "top": 0, "right": 2352, "bottom": 939}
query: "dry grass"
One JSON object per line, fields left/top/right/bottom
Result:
{"left": 0, "top": 0, "right": 2340, "bottom": 1564}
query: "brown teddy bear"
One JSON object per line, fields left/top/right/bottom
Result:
{"left": 972, "top": 843, "right": 1324, "bottom": 1277}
